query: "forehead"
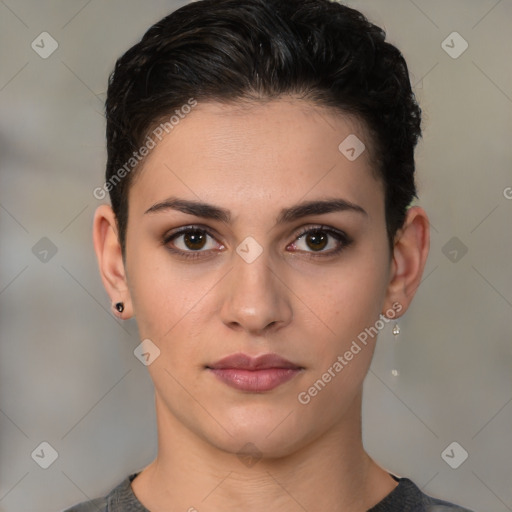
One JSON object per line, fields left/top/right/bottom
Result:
{"left": 129, "top": 98, "right": 384, "bottom": 218}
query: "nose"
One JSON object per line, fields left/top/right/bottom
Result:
{"left": 219, "top": 249, "right": 293, "bottom": 336}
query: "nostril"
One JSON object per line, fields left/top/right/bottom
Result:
{"left": 227, "top": 321, "right": 244, "bottom": 331}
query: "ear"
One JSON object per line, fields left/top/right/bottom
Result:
{"left": 92, "top": 204, "right": 133, "bottom": 318}
{"left": 382, "top": 206, "right": 430, "bottom": 318}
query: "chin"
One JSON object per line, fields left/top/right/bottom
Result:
{"left": 213, "top": 432, "right": 303, "bottom": 462}
{"left": 201, "top": 405, "right": 318, "bottom": 461}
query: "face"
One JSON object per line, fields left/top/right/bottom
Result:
{"left": 118, "top": 99, "right": 399, "bottom": 456}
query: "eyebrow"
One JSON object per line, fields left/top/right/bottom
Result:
{"left": 144, "top": 197, "right": 367, "bottom": 224}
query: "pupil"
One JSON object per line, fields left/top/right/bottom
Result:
{"left": 307, "top": 231, "right": 327, "bottom": 251}
{"left": 185, "top": 231, "right": 206, "bottom": 250}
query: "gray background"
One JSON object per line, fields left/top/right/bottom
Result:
{"left": 0, "top": 1, "right": 511, "bottom": 511}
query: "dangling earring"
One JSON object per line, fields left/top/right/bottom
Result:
{"left": 391, "top": 321, "right": 400, "bottom": 377}
{"left": 115, "top": 302, "right": 124, "bottom": 313}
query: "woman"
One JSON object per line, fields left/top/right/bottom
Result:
{"left": 66, "top": 0, "right": 473, "bottom": 510}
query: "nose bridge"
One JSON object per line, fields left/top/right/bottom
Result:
{"left": 220, "top": 246, "right": 292, "bottom": 334}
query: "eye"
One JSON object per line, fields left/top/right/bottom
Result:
{"left": 288, "top": 226, "right": 352, "bottom": 256}
{"left": 164, "top": 226, "right": 224, "bottom": 258}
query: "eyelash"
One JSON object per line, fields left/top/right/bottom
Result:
{"left": 162, "top": 225, "right": 352, "bottom": 260}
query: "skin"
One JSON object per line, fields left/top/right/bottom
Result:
{"left": 93, "top": 98, "right": 429, "bottom": 512}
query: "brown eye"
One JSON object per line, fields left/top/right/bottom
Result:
{"left": 165, "top": 227, "right": 221, "bottom": 256}
{"left": 183, "top": 230, "right": 207, "bottom": 250}
{"left": 305, "top": 230, "right": 328, "bottom": 251}
{"left": 290, "top": 226, "right": 352, "bottom": 257}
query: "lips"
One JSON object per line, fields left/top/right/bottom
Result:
{"left": 206, "top": 353, "right": 303, "bottom": 392}
{"left": 208, "top": 353, "right": 301, "bottom": 371}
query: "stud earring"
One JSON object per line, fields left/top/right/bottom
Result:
{"left": 115, "top": 302, "right": 124, "bottom": 313}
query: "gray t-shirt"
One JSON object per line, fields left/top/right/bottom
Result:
{"left": 62, "top": 472, "right": 475, "bottom": 512}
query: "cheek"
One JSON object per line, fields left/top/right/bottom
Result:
{"left": 125, "top": 245, "right": 221, "bottom": 355}
{"left": 296, "top": 251, "right": 390, "bottom": 342}
{"left": 125, "top": 245, "right": 182, "bottom": 338}
{"left": 290, "top": 251, "right": 391, "bottom": 409}
{"left": 291, "top": 262, "right": 389, "bottom": 422}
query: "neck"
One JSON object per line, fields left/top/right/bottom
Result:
{"left": 131, "top": 390, "right": 397, "bottom": 511}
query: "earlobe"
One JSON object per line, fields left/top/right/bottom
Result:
{"left": 382, "top": 206, "right": 430, "bottom": 317}
{"left": 92, "top": 204, "right": 133, "bottom": 318}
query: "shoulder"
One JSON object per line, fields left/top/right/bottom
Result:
{"left": 61, "top": 472, "right": 143, "bottom": 512}
{"left": 417, "top": 480, "right": 474, "bottom": 512}
{"left": 422, "top": 493, "right": 475, "bottom": 512}
{"left": 369, "top": 476, "right": 476, "bottom": 512}
{"left": 61, "top": 496, "right": 107, "bottom": 512}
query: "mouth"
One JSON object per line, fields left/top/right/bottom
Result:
{"left": 206, "top": 353, "right": 304, "bottom": 392}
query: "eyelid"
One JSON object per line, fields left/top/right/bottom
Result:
{"left": 162, "top": 224, "right": 220, "bottom": 244}
{"left": 292, "top": 224, "right": 348, "bottom": 241}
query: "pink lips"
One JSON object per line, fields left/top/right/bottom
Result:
{"left": 207, "top": 353, "right": 303, "bottom": 392}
